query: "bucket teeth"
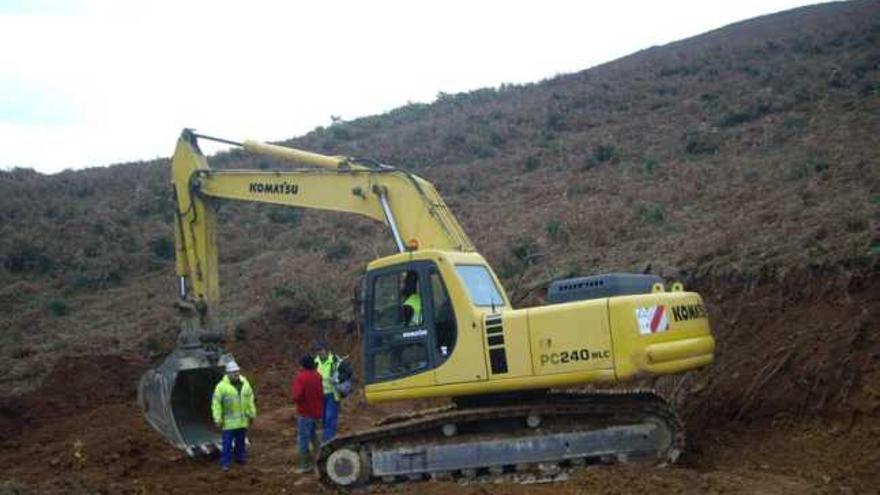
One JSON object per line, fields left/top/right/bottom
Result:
{"left": 185, "top": 443, "right": 217, "bottom": 456}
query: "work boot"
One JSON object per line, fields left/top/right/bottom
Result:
{"left": 294, "top": 453, "right": 312, "bottom": 474}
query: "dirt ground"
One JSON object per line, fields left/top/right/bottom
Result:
{"left": 1, "top": 270, "right": 878, "bottom": 494}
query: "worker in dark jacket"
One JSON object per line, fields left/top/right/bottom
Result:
{"left": 292, "top": 354, "right": 324, "bottom": 473}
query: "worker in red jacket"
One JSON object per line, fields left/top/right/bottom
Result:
{"left": 291, "top": 354, "right": 324, "bottom": 473}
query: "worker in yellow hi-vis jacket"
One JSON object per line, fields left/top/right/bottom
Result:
{"left": 212, "top": 361, "right": 256, "bottom": 471}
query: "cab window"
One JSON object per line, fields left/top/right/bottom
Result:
{"left": 430, "top": 268, "right": 456, "bottom": 360}
{"left": 372, "top": 343, "right": 429, "bottom": 379}
{"left": 455, "top": 265, "right": 504, "bottom": 307}
{"left": 372, "top": 271, "right": 423, "bottom": 328}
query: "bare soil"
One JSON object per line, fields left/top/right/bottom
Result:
{"left": 1, "top": 270, "right": 877, "bottom": 495}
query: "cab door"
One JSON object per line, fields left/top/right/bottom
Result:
{"left": 363, "top": 262, "right": 436, "bottom": 385}
{"left": 431, "top": 263, "right": 489, "bottom": 385}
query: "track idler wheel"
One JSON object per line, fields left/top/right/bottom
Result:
{"left": 325, "top": 447, "right": 370, "bottom": 486}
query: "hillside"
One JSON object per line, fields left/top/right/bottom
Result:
{"left": 0, "top": 1, "right": 878, "bottom": 493}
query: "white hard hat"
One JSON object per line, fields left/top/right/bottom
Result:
{"left": 225, "top": 361, "right": 240, "bottom": 374}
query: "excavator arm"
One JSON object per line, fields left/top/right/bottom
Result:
{"left": 171, "top": 129, "right": 474, "bottom": 315}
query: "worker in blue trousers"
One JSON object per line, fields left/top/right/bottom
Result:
{"left": 211, "top": 360, "right": 257, "bottom": 471}
{"left": 314, "top": 342, "right": 341, "bottom": 441}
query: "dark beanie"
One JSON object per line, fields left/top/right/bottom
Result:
{"left": 300, "top": 354, "right": 316, "bottom": 370}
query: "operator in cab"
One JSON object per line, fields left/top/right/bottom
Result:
{"left": 211, "top": 360, "right": 257, "bottom": 472}
{"left": 401, "top": 271, "right": 422, "bottom": 326}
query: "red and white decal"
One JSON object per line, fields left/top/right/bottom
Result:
{"left": 636, "top": 305, "right": 669, "bottom": 335}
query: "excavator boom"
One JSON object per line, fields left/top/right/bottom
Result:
{"left": 171, "top": 130, "right": 474, "bottom": 309}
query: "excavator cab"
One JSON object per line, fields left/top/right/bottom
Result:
{"left": 358, "top": 250, "right": 516, "bottom": 402}
{"left": 362, "top": 261, "right": 459, "bottom": 384}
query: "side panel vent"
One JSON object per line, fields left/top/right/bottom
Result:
{"left": 485, "top": 316, "right": 508, "bottom": 375}
{"left": 547, "top": 273, "right": 663, "bottom": 304}
{"left": 489, "top": 348, "right": 509, "bottom": 374}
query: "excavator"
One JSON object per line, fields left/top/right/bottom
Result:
{"left": 138, "top": 129, "right": 715, "bottom": 486}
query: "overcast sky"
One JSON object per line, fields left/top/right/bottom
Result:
{"left": 1, "top": 0, "right": 823, "bottom": 173}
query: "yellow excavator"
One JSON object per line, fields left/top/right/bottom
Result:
{"left": 139, "top": 129, "right": 715, "bottom": 486}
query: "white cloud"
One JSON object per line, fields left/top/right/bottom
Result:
{"left": 0, "top": 0, "right": 822, "bottom": 173}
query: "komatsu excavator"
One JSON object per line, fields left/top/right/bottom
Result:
{"left": 139, "top": 129, "right": 715, "bottom": 486}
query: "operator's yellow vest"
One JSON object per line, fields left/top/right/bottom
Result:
{"left": 316, "top": 354, "right": 339, "bottom": 398}
{"left": 404, "top": 294, "right": 422, "bottom": 325}
{"left": 211, "top": 375, "right": 257, "bottom": 431}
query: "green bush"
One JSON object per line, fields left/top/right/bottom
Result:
{"left": 135, "top": 188, "right": 175, "bottom": 218}
{"left": 546, "top": 220, "right": 563, "bottom": 240}
{"left": 545, "top": 111, "right": 566, "bottom": 132}
{"left": 739, "top": 64, "right": 761, "bottom": 78}
{"left": 462, "top": 123, "right": 504, "bottom": 160}
{"left": 266, "top": 206, "right": 301, "bottom": 226}
{"left": 718, "top": 111, "right": 754, "bottom": 127}
{"left": 844, "top": 217, "right": 868, "bottom": 233}
{"left": 497, "top": 260, "right": 518, "bottom": 280}
{"left": 658, "top": 64, "right": 702, "bottom": 77}
{"left": 271, "top": 283, "right": 337, "bottom": 324}
{"left": 486, "top": 129, "right": 505, "bottom": 147}
{"left": 643, "top": 157, "right": 660, "bottom": 174}
{"left": 325, "top": 240, "right": 353, "bottom": 261}
{"left": 47, "top": 298, "right": 69, "bottom": 317}
{"left": 524, "top": 155, "right": 542, "bottom": 171}
{"left": 330, "top": 126, "right": 352, "bottom": 141}
{"left": 592, "top": 144, "right": 618, "bottom": 163}
{"left": 511, "top": 237, "right": 540, "bottom": 265}
{"left": 717, "top": 102, "right": 772, "bottom": 128}
{"left": 3, "top": 242, "right": 56, "bottom": 274}
{"left": 785, "top": 157, "right": 831, "bottom": 181}
{"left": 810, "top": 158, "right": 830, "bottom": 173}
{"left": 742, "top": 168, "right": 761, "bottom": 182}
{"left": 64, "top": 268, "right": 124, "bottom": 292}
{"left": 640, "top": 204, "right": 666, "bottom": 225}
{"left": 582, "top": 155, "right": 599, "bottom": 171}
{"left": 149, "top": 236, "right": 175, "bottom": 261}
{"left": 684, "top": 129, "right": 721, "bottom": 155}
{"left": 782, "top": 116, "right": 808, "bottom": 133}
{"left": 470, "top": 144, "right": 496, "bottom": 159}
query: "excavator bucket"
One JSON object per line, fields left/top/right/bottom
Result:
{"left": 138, "top": 345, "right": 235, "bottom": 456}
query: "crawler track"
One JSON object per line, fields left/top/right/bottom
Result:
{"left": 317, "top": 390, "right": 683, "bottom": 486}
